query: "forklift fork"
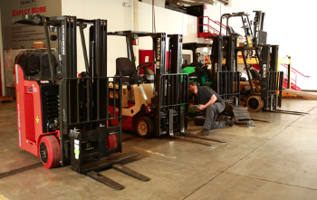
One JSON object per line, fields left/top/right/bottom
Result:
{"left": 85, "top": 153, "right": 150, "bottom": 190}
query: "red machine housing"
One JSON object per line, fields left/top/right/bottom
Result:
{"left": 0, "top": 60, "right": 2, "bottom": 97}
{"left": 109, "top": 104, "right": 134, "bottom": 132}
{"left": 15, "top": 64, "right": 60, "bottom": 163}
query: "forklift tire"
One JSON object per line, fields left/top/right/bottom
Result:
{"left": 135, "top": 116, "right": 153, "bottom": 137}
{"left": 39, "top": 135, "right": 61, "bottom": 169}
{"left": 247, "top": 95, "right": 264, "bottom": 112}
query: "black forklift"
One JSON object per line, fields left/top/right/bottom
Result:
{"left": 14, "top": 15, "right": 150, "bottom": 190}
{"left": 210, "top": 11, "right": 282, "bottom": 112}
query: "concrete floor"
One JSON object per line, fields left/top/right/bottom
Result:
{"left": 0, "top": 99, "right": 317, "bottom": 200}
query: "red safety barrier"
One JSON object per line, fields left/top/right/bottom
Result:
{"left": 197, "top": 16, "right": 224, "bottom": 39}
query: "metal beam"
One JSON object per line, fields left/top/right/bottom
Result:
{"left": 216, "top": 0, "right": 229, "bottom": 5}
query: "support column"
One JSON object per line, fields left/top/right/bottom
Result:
{"left": 0, "top": 10, "right": 5, "bottom": 96}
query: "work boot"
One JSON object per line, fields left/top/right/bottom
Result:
{"left": 225, "top": 118, "right": 234, "bottom": 127}
{"left": 199, "top": 129, "right": 210, "bottom": 136}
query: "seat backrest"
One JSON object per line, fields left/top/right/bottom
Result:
{"left": 40, "top": 53, "right": 57, "bottom": 80}
{"left": 116, "top": 57, "right": 137, "bottom": 77}
{"left": 16, "top": 53, "right": 40, "bottom": 76}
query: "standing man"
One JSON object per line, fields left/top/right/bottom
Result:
{"left": 189, "top": 83, "right": 231, "bottom": 135}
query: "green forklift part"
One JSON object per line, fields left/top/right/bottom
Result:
{"left": 181, "top": 66, "right": 196, "bottom": 74}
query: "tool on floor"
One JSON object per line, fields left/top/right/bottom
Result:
{"left": 232, "top": 106, "right": 254, "bottom": 127}
{"left": 14, "top": 14, "right": 150, "bottom": 190}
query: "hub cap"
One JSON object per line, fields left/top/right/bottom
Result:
{"left": 137, "top": 120, "right": 148, "bottom": 136}
{"left": 39, "top": 142, "right": 48, "bottom": 164}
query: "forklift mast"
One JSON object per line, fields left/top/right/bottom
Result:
{"left": 253, "top": 11, "right": 267, "bottom": 46}
{"left": 258, "top": 45, "right": 283, "bottom": 111}
{"left": 154, "top": 34, "right": 189, "bottom": 137}
{"left": 210, "top": 34, "right": 240, "bottom": 104}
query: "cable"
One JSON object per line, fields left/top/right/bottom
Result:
{"left": 152, "top": 0, "right": 156, "bottom": 33}
{"left": 152, "top": 0, "right": 154, "bottom": 32}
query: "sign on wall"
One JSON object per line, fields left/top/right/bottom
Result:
{"left": 1, "top": 0, "right": 61, "bottom": 89}
{"left": 2, "top": 0, "right": 61, "bottom": 49}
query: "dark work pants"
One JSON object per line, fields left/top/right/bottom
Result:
{"left": 204, "top": 102, "right": 226, "bottom": 130}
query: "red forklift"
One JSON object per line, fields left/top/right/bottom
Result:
{"left": 108, "top": 31, "right": 225, "bottom": 145}
{"left": 108, "top": 31, "right": 189, "bottom": 137}
{"left": 14, "top": 15, "right": 149, "bottom": 190}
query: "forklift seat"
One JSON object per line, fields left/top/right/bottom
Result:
{"left": 115, "top": 57, "right": 138, "bottom": 83}
{"left": 115, "top": 57, "right": 155, "bottom": 83}
{"left": 16, "top": 53, "right": 40, "bottom": 76}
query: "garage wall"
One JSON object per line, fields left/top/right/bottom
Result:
{"left": 62, "top": 0, "right": 206, "bottom": 75}
{"left": 62, "top": 0, "right": 133, "bottom": 76}
{"left": 136, "top": 2, "right": 200, "bottom": 44}
{"left": 1, "top": 0, "right": 62, "bottom": 49}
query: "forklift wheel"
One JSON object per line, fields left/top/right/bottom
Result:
{"left": 247, "top": 95, "right": 264, "bottom": 112}
{"left": 136, "top": 116, "right": 153, "bottom": 137}
{"left": 39, "top": 135, "right": 61, "bottom": 169}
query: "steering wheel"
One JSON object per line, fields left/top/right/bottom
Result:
{"left": 136, "top": 62, "right": 154, "bottom": 82}
{"left": 137, "top": 62, "right": 153, "bottom": 71}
